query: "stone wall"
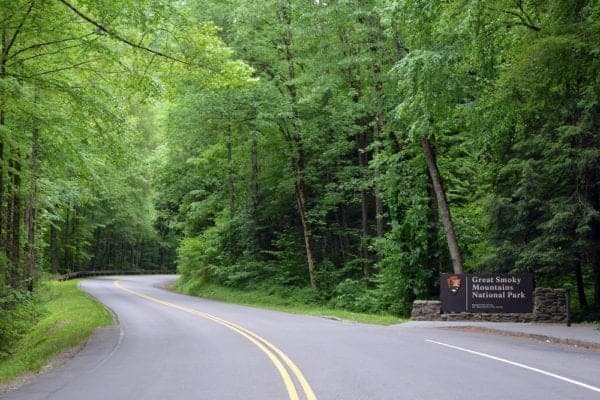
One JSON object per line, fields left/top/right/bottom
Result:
{"left": 411, "top": 301, "right": 443, "bottom": 321}
{"left": 532, "top": 288, "right": 567, "bottom": 323}
{"left": 411, "top": 288, "right": 567, "bottom": 323}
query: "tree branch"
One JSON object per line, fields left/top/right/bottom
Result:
{"left": 137, "top": 54, "right": 157, "bottom": 86}
{"left": 7, "top": 41, "right": 96, "bottom": 67}
{"left": 8, "top": 58, "right": 103, "bottom": 78}
{"left": 7, "top": 33, "right": 96, "bottom": 61}
{"left": 502, "top": 9, "right": 541, "bottom": 31}
{"left": 489, "top": 0, "right": 541, "bottom": 32}
{"left": 516, "top": 0, "right": 541, "bottom": 30}
{"left": 3, "top": 1, "right": 35, "bottom": 59}
{"left": 56, "top": 0, "right": 190, "bottom": 65}
{"left": 503, "top": 20, "right": 541, "bottom": 31}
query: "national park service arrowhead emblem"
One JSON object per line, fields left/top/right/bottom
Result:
{"left": 447, "top": 275, "right": 461, "bottom": 294}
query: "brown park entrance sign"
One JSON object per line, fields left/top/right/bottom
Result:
{"left": 440, "top": 273, "right": 533, "bottom": 313}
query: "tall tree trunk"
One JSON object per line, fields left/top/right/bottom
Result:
{"left": 375, "top": 194, "right": 384, "bottom": 237}
{"left": 63, "top": 207, "right": 70, "bottom": 271}
{"left": 373, "top": 70, "right": 386, "bottom": 238}
{"left": 25, "top": 93, "right": 40, "bottom": 288}
{"left": 294, "top": 172, "right": 318, "bottom": 290}
{"left": 0, "top": 30, "right": 6, "bottom": 255}
{"left": 279, "top": 0, "right": 318, "bottom": 290}
{"left": 140, "top": 243, "right": 144, "bottom": 268}
{"left": 0, "top": 118, "right": 4, "bottom": 253}
{"left": 6, "top": 158, "right": 13, "bottom": 275}
{"left": 574, "top": 261, "right": 588, "bottom": 308}
{"left": 290, "top": 111, "right": 318, "bottom": 289}
{"left": 420, "top": 136, "right": 464, "bottom": 274}
{"left": 335, "top": 208, "right": 347, "bottom": 262}
{"left": 249, "top": 119, "right": 260, "bottom": 252}
{"left": 89, "top": 230, "right": 99, "bottom": 270}
{"left": 119, "top": 241, "right": 124, "bottom": 267}
{"left": 6, "top": 159, "right": 13, "bottom": 258}
{"left": 128, "top": 243, "right": 133, "bottom": 268}
{"left": 250, "top": 122, "right": 259, "bottom": 228}
{"left": 594, "top": 260, "right": 600, "bottom": 310}
{"left": 24, "top": 165, "right": 37, "bottom": 287}
{"left": 340, "top": 206, "right": 350, "bottom": 261}
{"left": 226, "top": 127, "right": 235, "bottom": 214}
{"left": 106, "top": 240, "right": 112, "bottom": 269}
{"left": 358, "top": 130, "right": 371, "bottom": 276}
{"left": 9, "top": 157, "right": 22, "bottom": 283}
{"left": 361, "top": 186, "right": 370, "bottom": 276}
{"left": 427, "top": 181, "right": 444, "bottom": 295}
{"left": 50, "top": 224, "right": 58, "bottom": 274}
{"left": 71, "top": 207, "right": 77, "bottom": 270}
{"left": 6, "top": 156, "right": 15, "bottom": 286}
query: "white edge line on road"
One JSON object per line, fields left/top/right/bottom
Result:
{"left": 426, "top": 339, "right": 600, "bottom": 394}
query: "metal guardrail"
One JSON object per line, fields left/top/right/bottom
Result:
{"left": 56, "top": 270, "right": 177, "bottom": 281}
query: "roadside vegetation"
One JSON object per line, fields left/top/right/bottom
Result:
{"left": 0, "top": 280, "right": 112, "bottom": 385}
{"left": 1, "top": 1, "right": 599, "bottom": 363}
{"left": 164, "top": 1, "right": 600, "bottom": 322}
{"left": 175, "top": 280, "right": 402, "bottom": 325}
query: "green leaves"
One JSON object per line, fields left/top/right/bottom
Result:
{"left": 3, "top": 0, "right": 592, "bottom": 318}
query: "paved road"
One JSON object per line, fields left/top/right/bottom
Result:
{"left": 3, "top": 275, "right": 600, "bottom": 400}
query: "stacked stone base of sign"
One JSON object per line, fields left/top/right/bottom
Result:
{"left": 411, "top": 288, "right": 567, "bottom": 323}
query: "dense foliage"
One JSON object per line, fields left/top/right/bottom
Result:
{"left": 155, "top": 0, "right": 600, "bottom": 319}
{"left": 1, "top": 0, "right": 599, "bottom": 352}
{"left": 0, "top": 0, "right": 247, "bottom": 352}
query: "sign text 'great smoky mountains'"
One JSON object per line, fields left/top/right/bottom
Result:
{"left": 440, "top": 274, "right": 533, "bottom": 313}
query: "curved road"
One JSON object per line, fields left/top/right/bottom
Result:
{"left": 3, "top": 275, "right": 600, "bottom": 400}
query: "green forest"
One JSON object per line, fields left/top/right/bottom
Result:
{"left": 1, "top": 0, "right": 599, "bottom": 353}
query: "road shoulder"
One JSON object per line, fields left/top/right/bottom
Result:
{"left": 399, "top": 321, "right": 600, "bottom": 350}
{"left": 0, "top": 280, "right": 116, "bottom": 395}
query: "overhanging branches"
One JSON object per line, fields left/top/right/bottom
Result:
{"left": 57, "top": 0, "right": 190, "bottom": 65}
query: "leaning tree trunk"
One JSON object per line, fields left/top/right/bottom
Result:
{"left": 420, "top": 136, "right": 464, "bottom": 274}
{"left": 294, "top": 143, "right": 318, "bottom": 291}
{"left": 279, "top": 0, "right": 319, "bottom": 290}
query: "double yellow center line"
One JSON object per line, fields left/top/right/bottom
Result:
{"left": 114, "top": 280, "right": 317, "bottom": 400}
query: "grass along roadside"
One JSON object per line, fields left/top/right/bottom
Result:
{"left": 173, "top": 280, "right": 404, "bottom": 325}
{"left": 0, "top": 280, "right": 113, "bottom": 386}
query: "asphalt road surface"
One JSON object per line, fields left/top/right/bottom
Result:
{"left": 3, "top": 275, "right": 600, "bottom": 400}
